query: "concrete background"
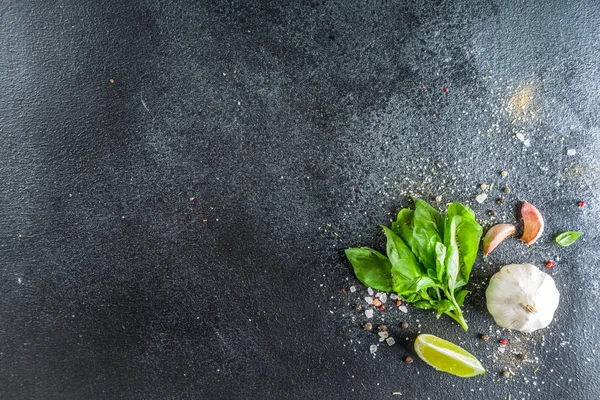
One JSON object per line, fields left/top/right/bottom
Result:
{"left": 1, "top": 0, "right": 599, "bottom": 398}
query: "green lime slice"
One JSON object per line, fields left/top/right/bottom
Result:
{"left": 414, "top": 334, "right": 485, "bottom": 378}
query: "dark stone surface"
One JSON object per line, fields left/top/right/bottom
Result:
{"left": 1, "top": 1, "right": 599, "bottom": 399}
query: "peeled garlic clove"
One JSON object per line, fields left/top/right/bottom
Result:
{"left": 486, "top": 263, "right": 559, "bottom": 333}
{"left": 482, "top": 224, "right": 516, "bottom": 256}
{"left": 519, "top": 201, "right": 544, "bottom": 245}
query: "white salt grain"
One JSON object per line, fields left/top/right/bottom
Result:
{"left": 567, "top": 149, "right": 577, "bottom": 156}
{"left": 370, "top": 344, "right": 378, "bottom": 354}
{"left": 386, "top": 337, "right": 396, "bottom": 346}
{"left": 390, "top": 294, "right": 398, "bottom": 300}
{"left": 367, "top": 288, "right": 374, "bottom": 296}
{"left": 379, "top": 293, "right": 387, "bottom": 303}
{"left": 475, "top": 193, "right": 488, "bottom": 203}
{"left": 365, "top": 297, "right": 374, "bottom": 304}
{"left": 349, "top": 286, "right": 356, "bottom": 293}
{"left": 399, "top": 306, "right": 408, "bottom": 313}
{"left": 365, "top": 309, "right": 374, "bottom": 319}
{"left": 524, "top": 139, "right": 531, "bottom": 147}
{"left": 516, "top": 133, "right": 525, "bottom": 141}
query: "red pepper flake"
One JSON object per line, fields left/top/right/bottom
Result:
{"left": 202, "top": 218, "right": 208, "bottom": 223}
{"left": 189, "top": 196, "right": 195, "bottom": 201}
{"left": 379, "top": 305, "right": 385, "bottom": 311}
{"left": 341, "top": 289, "right": 347, "bottom": 294}
{"left": 578, "top": 201, "right": 586, "bottom": 208}
{"left": 395, "top": 299, "right": 402, "bottom": 307}
{"left": 500, "top": 338, "right": 509, "bottom": 346}
{"left": 443, "top": 87, "right": 449, "bottom": 93}
{"left": 372, "top": 298, "right": 382, "bottom": 307}
{"left": 545, "top": 260, "right": 555, "bottom": 269}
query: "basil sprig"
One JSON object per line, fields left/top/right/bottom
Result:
{"left": 345, "top": 199, "right": 482, "bottom": 330}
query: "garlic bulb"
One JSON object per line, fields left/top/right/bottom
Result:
{"left": 486, "top": 264, "right": 560, "bottom": 333}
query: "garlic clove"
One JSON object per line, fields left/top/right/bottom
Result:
{"left": 486, "top": 263, "right": 559, "bottom": 333}
{"left": 519, "top": 201, "right": 544, "bottom": 245}
{"left": 482, "top": 224, "right": 516, "bottom": 256}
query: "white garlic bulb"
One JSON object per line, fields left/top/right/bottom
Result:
{"left": 486, "top": 263, "right": 560, "bottom": 333}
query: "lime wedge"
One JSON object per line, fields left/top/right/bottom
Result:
{"left": 414, "top": 334, "right": 485, "bottom": 378}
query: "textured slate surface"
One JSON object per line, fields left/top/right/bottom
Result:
{"left": 1, "top": 1, "right": 599, "bottom": 399}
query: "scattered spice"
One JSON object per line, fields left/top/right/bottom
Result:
{"left": 342, "top": 289, "right": 347, "bottom": 294}
{"left": 395, "top": 299, "right": 402, "bottom": 307}
{"left": 497, "top": 197, "right": 505, "bottom": 205}
{"left": 480, "top": 183, "right": 489, "bottom": 190}
{"left": 503, "top": 370, "right": 511, "bottom": 378}
{"left": 489, "top": 210, "right": 497, "bottom": 217}
{"left": 202, "top": 218, "right": 208, "bottom": 223}
{"left": 378, "top": 324, "right": 388, "bottom": 332}
{"left": 189, "top": 196, "right": 195, "bottom": 201}
{"left": 545, "top": 260, "right": 555, "bottom": 269}
{"left": 500, "top": 338, "right": 509, "bottom": 346}
{"left": 443, "top": 87, "right": 449, "bottom": 93}
{"left": 353, "top": 304, "right": 363, "bottom": 311}
{"left": 404, "top": 356, "right": 414, "bottom": 364}
{"left": 480, "top": 334, "right": 490, "bottom": 341}
{"left": 517, "top": 353, "right": 527, "bottom": 361}
{"left": 500, "top": 170, "right": 508, "bottom": 178}
{"left": 503, "top": 186, "right": 511, "bottom": 194}
{"left": 372, "top": 298, "right": 382, "bottom": 307}
{"left": 363, "top": 322, "right": 373, "bottom": 331}
{"left": 379, "top": 305, "right": 385, "bottom": 311}
{"left": 401, "top": 321, "right": 409, "bottom": 329}
{"left": 435, "top": 195, "right": 442, "bottom": 203}
{"left": 578, "top": 201, "right": 586, "bottom": 208}
{"left": 109, "top": 79, "right": 115, "bottom": 84}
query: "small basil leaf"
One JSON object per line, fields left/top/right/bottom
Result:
{"left": 435, "top": 299, "right": 455, "bottom": 318}
{"left": 454, "top": 289, "right": 470, "bottom": 306}
{"left": 391, "top": 208, "right": 415, "bottom": 250}
{"left": 412, "top": 199, "right": 444, "bottom": 267}
{"left": 555, "top": 231, "right": 581, "bottom": 247}
{"left": 444, "top": 216, "right": 461, "bottom": 292}
{"left": 434, "top": 241, "right": 447, "bottom": 282}
{"left": 345, "top": 247, "right": 393, "bottom": 292}
{"left": 382, "top": 226, "right": 424, "bottom": 279}
{"left": 413, "top": 300, "right": 435, "bottom": 310}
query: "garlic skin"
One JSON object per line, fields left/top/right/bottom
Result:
{"left": 486, "top": 264, "right": 560, "bottom": 333}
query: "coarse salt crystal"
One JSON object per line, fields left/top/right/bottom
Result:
{"left": 365, "top": 309, "right": 374, "bottom": 319}
{"left": 516, "top": 133, "right": 525, "bottom": 141}
{"left": 378, "top": 331, "right": 389, "bottom": 341}
{"left": 365, "top": 297, "right": 373, "bottom": 304}
{"left": 567, "top": 149, "right": 577, "bottom": 156}
{"left": 379, "top": 293, "right": 387, "bottom": 303}
{"left": 386, "top": 337, "right": 396, "bottom": 346}
{"left": 349, "top": 286, "right": 356, "bottom": 293}
{"left": 475, "top": 193, "right": 488, "bottom": 203}
{"left": 370, "top": 344, "right": 378, "bottom": 354}
{"left": 398, "top": 306, "right": 408, "bottom": 313}
{"left": 390, "top": 294, "right": 398, "bottom": 300}
{"left": 524, "top": 139, "right": 531, "bottom": 147}
{"left": 367, "top": 288, "right": 374, "bottom": 296}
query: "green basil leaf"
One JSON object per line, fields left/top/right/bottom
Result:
{"left": 391, "top": 208, "right": 415, "bottom": 249}
{"left": 444, "top": 216, "right": 460, "bottom": 292}
{"left": 454, "top": 289, "right": 469, "bottom": 306}
{"left": 555, "top": 231, "right": 581, "bottom": 247}
{"left": 411, "top": 199, "right": 444, "bottom": 267}
{"left": 345, "top": 247, "right": 393, "bottom": 292}
{"left": 382, "top": 226, "right": 424, "bottom": 279}
{"left": 435, "top": 299, "right": 455, "bottom": 318}
{"left": 434, "top": 241, "right": 447, "bottom": 282}
{"left": 444, "top": 205, "right": 482, "bottom": 284}
{"left": 413, "top": 300, "right": 435, "bottom": 310}
{"left": 446, "top": 202, "right": 476, "bottom": 221}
